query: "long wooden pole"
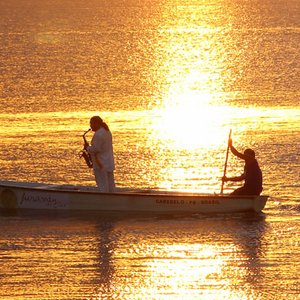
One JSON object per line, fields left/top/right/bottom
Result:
{"left": 220, "top": 129, "right": 232, "bottom": 194}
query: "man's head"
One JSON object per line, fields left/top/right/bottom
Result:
{"left": 244, "top": 148, "right": 255, "bottom": 160}
{"left": 90, "top": 116, "right": 103, "bottom": 131}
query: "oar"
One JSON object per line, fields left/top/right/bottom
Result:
{"left": 220, "top": 129, "right": 232, "bottom": 195}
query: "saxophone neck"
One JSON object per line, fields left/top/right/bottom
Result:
{"left": 83, "top": 128, "right": 91, "bottom": 145}
{"left": 83, "top": 128, "right": 91, "bottom": 137}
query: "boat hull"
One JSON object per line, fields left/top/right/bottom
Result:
{"left": 0, "top": 181, "right": 268, "bottom": 214}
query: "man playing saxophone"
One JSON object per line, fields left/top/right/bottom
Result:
{"left": 84, "top": 116, "right": 115, "bottom": 192}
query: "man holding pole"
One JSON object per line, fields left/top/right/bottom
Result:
{"left": 222, "top": 138, "right": 263, "bottom": 196}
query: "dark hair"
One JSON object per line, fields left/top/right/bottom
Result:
{"left": 90, "top": 116, "right": 110, "bottom": 131}
{"left": 101, "top": 121, "right": 109, "bottom": 131}
{"left": 244, "top": 148, "right": 255, "bottom": 158}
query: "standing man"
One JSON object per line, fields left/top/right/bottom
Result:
{"left": 222, "top": 139, "right": 263, "bottom": 195}
{"left": 85, "top": 116, "right": 115, "bottom": 192}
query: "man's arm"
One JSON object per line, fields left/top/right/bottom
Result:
{"left": 228, "top": 138, "right": 246, "bottom": 160}
{"left": 223, "top": 174, "right": 245, "bottom": 182}
{"left": 86, "top": 131, "right": 104, "bottom": 168}
{"left": 87, "top": 131, "right": 103, "bottom": 154}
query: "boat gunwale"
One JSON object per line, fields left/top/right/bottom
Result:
{"left": 0, "top": 181, "right": 268, "bottom": 200}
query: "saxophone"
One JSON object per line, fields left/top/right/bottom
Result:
{"left": 79, "top": 129, "right": 93, "bottom": 168}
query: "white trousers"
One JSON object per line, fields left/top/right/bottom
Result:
{"left": 94, "top": 169, "right": 115, "bottom": 192}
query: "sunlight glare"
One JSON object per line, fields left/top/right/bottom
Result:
{"left": 152, "top": 90, "right": 230, "bottom": 150}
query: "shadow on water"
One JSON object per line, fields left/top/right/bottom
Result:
{"left": 225, "top": 213, "right": 268, "bottom": 290}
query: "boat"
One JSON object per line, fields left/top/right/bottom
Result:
{"left": 0, "top": 180, "right": 268, "bottom": 214}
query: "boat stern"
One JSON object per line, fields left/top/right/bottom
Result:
{"left": 253, "top": 195, "right": 269, "bottom": 212}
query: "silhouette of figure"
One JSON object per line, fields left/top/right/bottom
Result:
{"left": 222, "top": 138, "right": 263, "bottom": 195}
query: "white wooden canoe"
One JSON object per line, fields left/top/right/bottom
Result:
{"left": 0, "top": 181, "right": 268, "bottom": 213}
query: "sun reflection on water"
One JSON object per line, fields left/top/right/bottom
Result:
{"left": 0, "top": 105, "right": 298, "bottom": 193}
{"left": 105, "top": 239, "right": 253, "bottom": 300}
{"left": 151, "top": 91, "right": 231, "bottom": 150}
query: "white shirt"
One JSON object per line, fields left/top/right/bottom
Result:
{"left": 87, "top": 127, "right": 115, "bottom": 172}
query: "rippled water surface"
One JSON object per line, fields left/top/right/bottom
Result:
{"left": 0, "top": 210, "right": 299, "bottom": 300}
{"left": 0, "top": 0, "right": 299, "bottom": 299}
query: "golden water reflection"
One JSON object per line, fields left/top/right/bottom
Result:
{"left": 0, "top": 105, "right": 299, "bottom": 195}
{"left": 152, "top": 91, "right": 229, "bottom": 149}
{"left": 1, "top": 198, "right": 299, "bottom": 300}
{"left": 90, "top": 217, "right": 266, "bottom": 300}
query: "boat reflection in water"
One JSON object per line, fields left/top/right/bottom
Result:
{"left": 0, "top": 207, "right": 267, "bottom": 299}
{"left": 91, "top": 212, "right": 267, "bottom": 300}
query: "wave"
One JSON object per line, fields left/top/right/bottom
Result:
{"left": 267, "top": 196, "right": 300, "bottom": 214}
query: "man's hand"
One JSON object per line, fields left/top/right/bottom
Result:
{"left": 222, "top": 176, "right": 228, "bottom": 182}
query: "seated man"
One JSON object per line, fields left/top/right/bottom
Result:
{"left": 222, "top": 139, "right": 263, "bottom": 195}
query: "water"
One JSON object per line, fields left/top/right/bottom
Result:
{"left": 0, "top": 0, "right": 299, "bottom": 299}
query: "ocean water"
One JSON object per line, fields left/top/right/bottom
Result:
{"left": 0, "top": 0, "right": 299, "bottom": 299}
